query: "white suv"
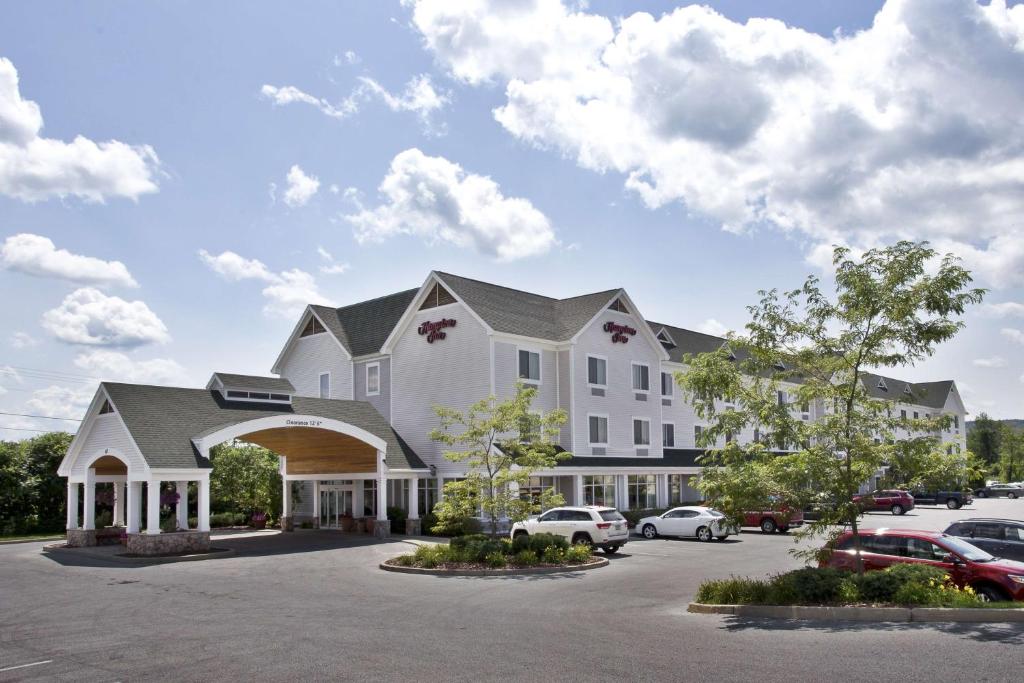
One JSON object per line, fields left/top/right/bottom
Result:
{"left": 510, "top": 506, "right": 629, "bottom": 554}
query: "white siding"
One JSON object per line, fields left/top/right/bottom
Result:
{"left": 69, "top": 413, "right": 146, "bottom": 477}
{"left": 558, "top": 349, "right": 572, "bottom": 450}
{"left": 493, "top": 340, "right": 557, "bottom": 412}
{"left": 390, "top": 302, "right": 492, "bottom": 476}
{"left": 278, "top": 332, "right": 352, "bottom": 400}
{"left": 354, "top": 358, "right": 390, "bottom": 421}
{"left": 659, "top": 364, "right": 701, "bottom": 448}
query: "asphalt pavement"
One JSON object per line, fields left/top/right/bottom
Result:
{"left": 0, "top": 499, "right": 1022, "bottom": 682}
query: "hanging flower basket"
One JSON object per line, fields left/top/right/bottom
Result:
{"left": 251, "top": 511, "right": 268, "bottom": 529}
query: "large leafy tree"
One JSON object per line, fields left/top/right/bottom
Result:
{"left": 430, "top": 383, "right": 570, "bottom": 538}
{"left": 0, "top": 432, "right": 73, "bottom": 534}
{"left": 677, "top": 242, "right": 984, "bottom": 572}
{"left": 967, "top": 413, "right": 1002, "bottom": 467}
{"left": 209, "top": 441, "right": 282, "bottom": 517}
{"left": 997, "top": 424, "right": 1024, "bottom": 483}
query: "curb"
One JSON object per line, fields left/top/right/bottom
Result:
{"left": 380, "top": 557, "right": 609, "bottom": 577}
{"left": 41, "top": 543, "right": 236, "bottom": 565}
{"left": 687, "top": 602, "right": 1024, "bottom": 623}
{"left": 0, "top": 536, "right": 64, "bottom": 545}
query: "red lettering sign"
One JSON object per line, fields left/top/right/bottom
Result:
{"left": 603, "top": 321, "right": 636, "bottom": 344}
{"left": 418, "top": 318, "right": 457, "bottom": 343}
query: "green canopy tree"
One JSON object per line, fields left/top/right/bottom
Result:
{"left": 209, "top": 441, "right": 282, "bottom": 518}
{"left": 677, "top": 242, "right": 984, "bottom": 572}
{"left": 967, "top": 413, "right": 1002, "bottom": 467}
{"left": 998, "top": 424, "right": 1024, "bottom": 483}
{"left": 429, "top": 383, "right": 570, "bottom": 538}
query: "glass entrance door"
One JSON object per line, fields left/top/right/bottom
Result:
{"left": 319, "top": 484, "right": 354, "bottom": 528}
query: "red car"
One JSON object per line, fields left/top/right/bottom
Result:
{"left": 743, "top": 506, "right": 805, "bottom": 534}
{"left": 822, "top": 528, "right": 1024, "bottom": 602}
{"left": 852, "top": 489, "right": 915, "bottom": 516}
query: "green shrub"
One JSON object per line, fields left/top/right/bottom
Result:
{"left": 450, "top": 534, "right": 489, "bottom": 552}
{"left": 421, "top": 512, "right": 440, "bottom": 536}
{"left": 484, "top": 551, "right": 507, "bottom": 568}
{"left": 387, "top": 506, "right": 407, "bottom": 534}
{"left": 209, "top": 512, "right": 246, "bottom": 528}
{"left": 696, "top": 577, "right": 772, "bottom": 605}
{"left": 773, "top": 567, "right": 848, "bottom": 604}
{"left": 95, "top": 510, "right": 113, "bottom": 528}
{"left": 855, "top": 570, "right": 902, "bottom": 603}
{"left": 393, "top": 554, "right": 415, "bottom": 567}
{"left": 412, "top": 544, "right": 451, "bottom": 568}
{"left": 565, "top": 544, "right": 592, "bottom": 564}
{"left": 542, "top": 545, "right": 565, "bottom": 564}
{"left": 512, "top": 549, "right": 539, "bottom": 566}
{"left": 512, "top": 532, "right": 568, "bottom": 556}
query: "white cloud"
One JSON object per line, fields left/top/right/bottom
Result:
{"left": 346, "top": 148, "right": 556, "bottom": 261}
{"left": 198, "top": 249, "right": 333, "bottom": 317}
{"left": 282, "top": 164, "right": 320, "bottom": 207}
{"left": 696, "top": 318, "right": 730, "bottom": 336}
{"left": 41, "top": 288, "right": 170, "bottom": 347}
{"left": 972, "top": 356, "right": 1007, "bottom": 368}
{"left": 25, "top": 384, "right": 95, "bottom": 420}
{"left": 335, "top": 51, "right": 361, "bottom": 66}
{"left": 260, "top": 74, "right": 448, "bottom": 131}
{"left": 316, "top": 246, "right": 350, "bottom": 275}
{"left": 0, "top": 57, "right": 159, "bottom": 202}
{"left": 408, "top": 0, "right": 1024, "bottom": 288}
{"left": 9, "top": 331, "right": 38, "bottom": 349}
{"left": 73, "top": 349, "right": 187, "bottom": 386}
{"left": 1, "top": 233, "right": 137, "bottom": 287}
{"left": 980, "top": 301, "right": 1024, "bottom": 318}
{"left": 1000, "top": 328, "right": 1024, "bottom": 345}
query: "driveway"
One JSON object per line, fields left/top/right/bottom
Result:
{"left": 0, "top": 501, "right": 1022, "bottom": 682}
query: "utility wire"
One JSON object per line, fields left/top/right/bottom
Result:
{"left": 0, "top": 426, "right": 75, "bottom": 434}
{"left": 0, "top": 411, "right": 82, "bottom": 422}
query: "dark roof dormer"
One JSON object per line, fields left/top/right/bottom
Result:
{"left": 207, "top": 372, "right": 295, "bottom": 404}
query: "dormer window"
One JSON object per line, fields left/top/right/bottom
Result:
{"left": 225, "top": 390, "right": 292, "bottom": 403}
{"left": 98, "top": 400, "right": 115, "bottom": 415}
{"left": 903, "top": 385, "right": 912, "bottom": 396}
{"left": 300, "top": 316, "right": 326, "bottom": 337}
{"left": 209, "top": 373, "right": 296, "bottom": 404}
{"left": 420, "top": 282, "right": 456, "bottom": 310}
{"left": 608, "top": 298, "right": 630, "bottom": 314}
{"left": 656, "top": 328, "right": 675, "bottom": 348}
{"left": 877, "top": 378, "right": 888, "bottom": 391}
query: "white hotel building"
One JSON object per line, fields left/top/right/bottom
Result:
{"left": 58, "top": 271, "right": 968, "bottom": 553}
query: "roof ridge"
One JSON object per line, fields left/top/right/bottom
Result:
{"left": 437, "top": 271, "right": 619, "bottom": 304}
{"left": 316, "top": 287, "right": 420, "bottom": 314}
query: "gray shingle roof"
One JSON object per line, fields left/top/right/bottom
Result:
{"left": 102, "top": 383, "right": 426, "bottom": 471}
{"left": 211, "top": 373, "right": 295, "bottom": 393}
{"left": 861, "top": 373, "right": 954, "bottom": 409}
{"left": 437, "top": 272, "right": 619, "bottom": 341}
{"left": 646, "top": 321, "right": 729, "bottom": 363}
{"left": 310, "top": 288, "right": 419, "bottom": 357}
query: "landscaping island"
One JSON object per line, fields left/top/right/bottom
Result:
{"left": 382, "top": 533, "right": 608, "bottom": 575}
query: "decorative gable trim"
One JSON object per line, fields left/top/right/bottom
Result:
{"left": 380, "top": 272, "right": 493, "bottom": 354}
{"left": 570, "top": 289, "right": 670, "bottom": 361}
{"left": 270, "top": 306, "right": 350, "bottom": 375}
{"left": 58, "top": 385, "right": 149, "bottom": 479}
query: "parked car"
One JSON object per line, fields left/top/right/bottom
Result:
{"left": 909, "top": 489, "right": 973, "bottom": 510}
{"left": 974, "top": 484, "right": 1023, "bottom": 499}
{"left": 852, "top": 489, "right": 915, "bottom": 515}
{"left": 821, "top": 528, "right": 1024, "bottom": 602}
{"left": 510, "top": 506, "right": 628, "bottom": 554}
{"left": 743, "top": 505, "right": 805, "bottom": 534}
{"left": 635, "top": 506, "right": 735, "bottom": 542}
{"left": 944, "top": 519, "right": 1024, "bottom": 563}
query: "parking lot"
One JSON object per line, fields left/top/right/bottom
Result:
{"left": 0, "top": 499, "right": 1022, "bottom": 682}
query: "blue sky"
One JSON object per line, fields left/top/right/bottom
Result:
{"left": 2, "top": 0, "right": 1024, "bottom": 437}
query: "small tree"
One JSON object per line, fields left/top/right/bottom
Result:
{"left": 997, "top": 424, "right": 1024, "bottom": 483}
{"left": 429, "top": 383, "right": 570, "bottom": 538}
{"left": 967, "top": 413, "right": 1002, "bottom": 468}
{"left": 883, "top": 438, "right": 985, "bottom": 491}
{"left": 677, "top": 242, "right": 984, "bottom": 572}
{"left": 209, "top": 441, "right": 282, "bottom": 518}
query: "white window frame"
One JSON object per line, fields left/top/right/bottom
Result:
{"left": 632, "top": 416, "right": 651, "bottom": 448}
{"left": 517, "top": 346, "right": 542, "bottom": 385}
{"left": 365, "top": 362, "right": 380, "bottom": 396}
{"left": 662, "top": 421, "right": 675, "bottom": 448}
{"left": 319, "top": 372, "right": 330, "bottom": 399}
{"left": 586, "top": 353, "right": 608, "bottom": 388}
{"left": 587, "top": 413, "right": 609, "bottom": 447}
{"left": 631, "top": 361, "right": 650, "bottom": 394}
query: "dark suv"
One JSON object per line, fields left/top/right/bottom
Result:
{"left": 974, "top": 484, "right": 1022, "bottom": 499}
{"left": 822, "top": 528, "right": 1024, "bottom": 602}
{"left": 852, "top": 489, "right": 915, "bottom": 515}
{"left": 944, "top": 519, "right": 1024, "bottom": 562}
{"left": 909, "top": 489, "right": 973, "bottom": 510}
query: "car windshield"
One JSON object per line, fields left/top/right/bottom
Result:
{"left": 939, "top": 536, "right": 996, "bottom": 562}
{"left": 599, "top": 510, "right": 625, "bottom": 522}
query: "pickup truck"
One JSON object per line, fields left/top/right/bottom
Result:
{"left": 908, "top": 490, "right": 973, "bottom": 510}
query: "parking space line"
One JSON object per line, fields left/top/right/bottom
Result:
{"left": 0, "top": 660, "right": 52, "bottom": 673}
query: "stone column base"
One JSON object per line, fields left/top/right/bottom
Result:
{"left": 372, "top": 520, "right": 391, "bottom": 538}
{"left": 281, "top": 516, "right": 294, "bottom": 532}
{"left": 405, "top": 518, "right": 422, "bottom": 536}
{"left": 66, "top": 528, "right": 97, "bottom": 547}
{"left": 126, "top": 531, "right": 211, "bottom": 556}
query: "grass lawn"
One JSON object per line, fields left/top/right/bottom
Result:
{"left": 0, "top": 533, "right": 65, "bottom": 544}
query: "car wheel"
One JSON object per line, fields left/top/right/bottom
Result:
{"left": 974, "top": 584, "right": 1011, "bottom": 603}
{"left": 778, "top": 526, "right": 790, "bottom": 534}
{"left": 760, "top": 518, "right": 777, "bottom": 534}
{"left": 1009, "top": 492, "right": 1018, "bottom": 500}
{"left": 978, "top": 490, "right": 988, "bottom": 498}
{"left": 603, "top": 545, "right": 619, "bottom": 554}
{"left": 696, "top": 526, "right": 713, "bottom": 542}
{"left": 946, "top": 498, "right": 961, "bottom": 510}
{"left": 890, "top": 504, "right": 904, "bottom": 516}
{"left": 513, "top": 530, "right": 528, "bottom": 539}
{"left": 572, "top": 533, "right": 593, "bottom": 548}
{"left": 641, "top": 523, "right": 658, "bottom": 539}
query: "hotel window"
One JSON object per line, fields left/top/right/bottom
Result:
{"left": 587, "top": 355, "right": 607, "bottom": 386}
{"left": 319, "top": 372, "right": 330, "bottom": 399}
{"left": 520, "top": 476, "right": 557, "bottom": 510}
{"left": 588, "top": 415, "right": 608, "bottom": 446}
{"left": 583, "top": 475, "right": 616, "bottom": 507}
{"left": 953, "top": 415, "right": 959, "bottom": 429}
{"left": 627, "top": 475, "right": 657, "bottom": 510}
{"left": 661, "top": 372, "right": 673, "bottom": 397}
{"left": 519, "top": 411, "right": 542, "bottom": 443}
{"left": 694, "top": 425, "right": 704, "bottom": 446}
{"left": 662, "top": 422, "right": 675, "bottom": 448}
{"left": 776, "top": 390, "right": 786, "bottom": 406}
{"left": 363, "top": 480, "right": 377, "bottom": 516}
{"left": 632, "top": 363, "right": 650, "bottom": 392}
{"left": 518, "top": 349, "right": 540, "bottom": 383}
{"left": 900, "top": 409, "right": 907, "bottom": 419}
{"left": 667, "top": 474, "right": 687, "bottom": 506}
{"left": 633, "top": 418, "right": 650, "bottom": 447}
{"left": 913, "top": 411, "right": 919, "bottom": 419}
{"left": 418, "top": 478, "right": 438, "bottom": 517}
{"left": 366, "top": 362, "right": 380, "bottom": 396}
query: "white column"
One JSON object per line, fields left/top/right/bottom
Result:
{"left": 146, "top": 480, "right": 161, "bottom": 534}
{"left": 409, "top": 476, "right": 420, "bottom": 520}
{"left": 198, "top": 478, "right": 210, "bottom": 532}
{"left": 82, "top": 468, "right": 96, "bottom": 530}
{"left": 656, "top": 474, "right": 668, "bottom": 508}
{"left": 127, "top": 481, "right": 142, "bottom": 533}
{"left": 176, "top": 481, "right": 189, "bottom": 530}
{"left": 113, "top": 481, "right": 126, "bottom": 526}
{"left": 312, "top": 480, "right": 321, "bottom": 525}
{"left": 282, "top": 478, "right": 292, "bottom": 519}
{"left": 353, "top": 481, "right": 364, "bottom": 518}
{"left": 617, "top": 474, "right": 628, "bottom": 511}
{"left": 376, "top": 451, "right": 388, "bottom": 521}
{"left": 66, "top": 481, "right": 80, "bottom": 530}
{"left": 574, "top": 474, "right": 584, "bottom": 506}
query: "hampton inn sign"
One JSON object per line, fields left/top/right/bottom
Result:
{"left": 418, "top": 318, "right": 457, "bottom": 343}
